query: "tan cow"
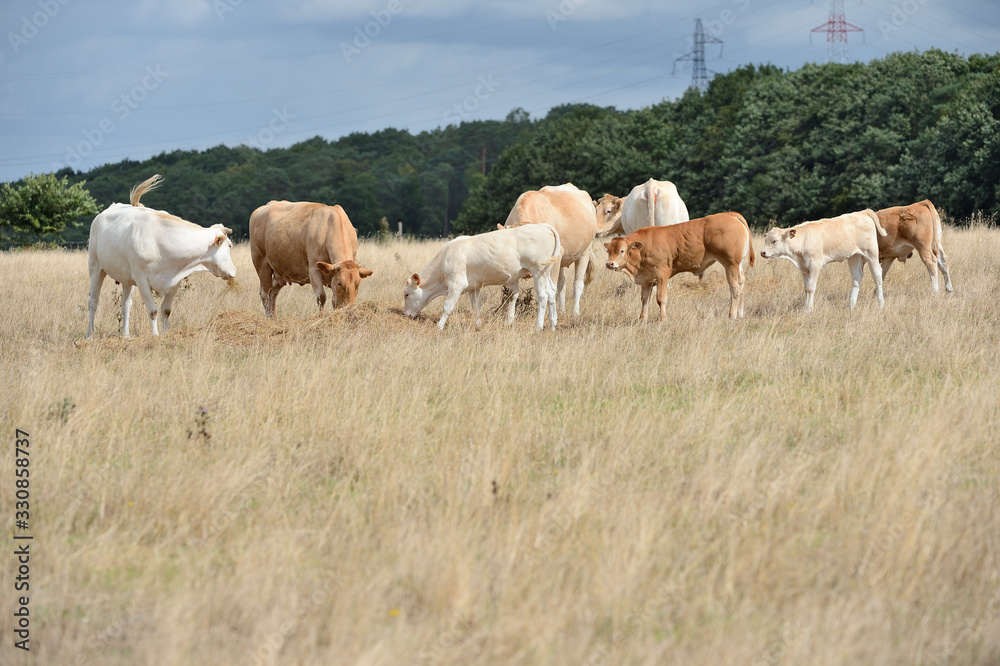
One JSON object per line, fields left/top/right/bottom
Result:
{"left": 760, "top": 210, "right": 886, "bottom": 312}
{"left": 498, "top": 183, "right": 597, "bottom": 316}
{"left": 249, "top": 201, "right": 372, "bottom": 318}
{"left": 875, "top": 200, "right": 953, "bottom": 293}
{"left": 594, "top": 193, "right": 624, "bottom": 236}
{"left": 604, "top": 212, "right": 754, "bottom": 320}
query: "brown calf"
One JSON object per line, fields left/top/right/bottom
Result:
{"left": 604, "top": 212, "right": 754, "bottom": 320}
{"left": 875, "top": 200, "right": 953, "bottom": 293}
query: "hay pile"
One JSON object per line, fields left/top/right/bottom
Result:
{"left": 210, "top": 302, "right": 412, "bottom": 345}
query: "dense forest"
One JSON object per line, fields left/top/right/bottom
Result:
{"left": 456, "top": 49, "right": 1000, "bottom": 233}
{"left": 48, "top": 115, "right": 531, "bottom": 242}
{"left": 5, "top": 48, "right": 999, "bottom": 242}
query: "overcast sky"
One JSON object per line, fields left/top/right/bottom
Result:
{"left": 1, "top": 0, "right": 997, "bottom": 182}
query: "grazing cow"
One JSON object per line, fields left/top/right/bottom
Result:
{"left": 594, "top": 193, "right": 624, "bottom": 237}
{"left": 604, "top": 212, "right": 754, "bottom": 320}
{"left": 249, "top": 201, "right": 372, "bottom": 318}
{"left": 759, "top": 210, "right": 887, "bottom": 312}
{"left": 403, "top": 224, "right": 562, "bottom": 331}
{"left": 620, "top": 178, "right": 690, "bottom": 236}
{"left": 86, "top": 175, "right": 235, "bottom": 338}
{"left": 498, "top": 183, "right": 596, "bottom": 315}
{"left": 875, "top": 200, "right": 953, "bottom": 293}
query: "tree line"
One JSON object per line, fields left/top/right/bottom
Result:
{"left": 456, "top": 49, "right": 1000, "bottom": 233}
{"left": 2, "top": 49, "right": 997, "bottom": 244}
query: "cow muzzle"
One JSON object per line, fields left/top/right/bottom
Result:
{"left": 759, "top": 251, "right": 767, "bottom": 258}
{"left": 606, "top": 262, "right": 619, "bottom": 270}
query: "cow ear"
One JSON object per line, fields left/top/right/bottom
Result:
{"left": 223, "top": 227, "right": 233, "bottom": 235}
{"left": 788, "top": 229, "right": 796, "bottom": 239}
{"left": 359, "top": 267, "right": 373, "bottom": 279}
{"left": 316, "top": 261, "right": 334, "bottom": 274}
{"left": 630, "top": 241, "right": 644, "bottom": 250}
{"left": 214, "top": 233, "right": 226, "bottom": 246}
{"left": 410, "top": 273, "right": 421, "bottom": 286}
{"left": 603, "top": 242, "right": 611, "bottom": 252}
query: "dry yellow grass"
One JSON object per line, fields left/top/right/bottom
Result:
{"left": 2, "top": 222, "right": 999, "bottom": 665}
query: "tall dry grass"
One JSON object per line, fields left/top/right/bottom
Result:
{"left": 1, "top": 221, "right": 999, "bottom": 665}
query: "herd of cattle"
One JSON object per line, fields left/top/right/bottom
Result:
{"left": 84, "top": 175, "right": 954, "bottom": 337}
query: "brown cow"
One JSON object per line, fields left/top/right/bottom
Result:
{"left": 604, "top": 212, "right": 754, "bottom": 320}
{"left": 875, "top": 200, "right": 953, "bottom": 293}
{"left": 249, "top": 201, "right": 372, "bottom": 318}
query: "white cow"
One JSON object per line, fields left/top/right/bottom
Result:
{"left": 403, "top": 224, "right": 562, "bottom": 331}
{"left": 620, "top": 178, "right": 690, "bottom": 235}
{"left": 86, "top": 175, "right": 236, "bottom": 338}
{"left": 759, "top": 209, "right": 887, "bottom": 312}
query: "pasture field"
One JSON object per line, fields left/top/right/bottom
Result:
{"left": 2, "top": 221, "right": 1000, "bottom": 665}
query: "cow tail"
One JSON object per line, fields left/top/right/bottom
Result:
{"left": 867, "top": 208, "right": 888, "bottom": 237}
{"left": 541, "top": 224, "right": 561, "bottom": 267}
{"left": 646, "top": 180, "right": 656, "bottom": 230}
{"left": 926, "top": 200, "right": 944, "bottom": 256}
{"left": 584, "top": 246, "right": 595, "bottom": 286}
{"left": 736, "top": 213, "right": 755, "bottom": 268}
{"left": 130, "top": 174, "right": 163, "bottom": 207}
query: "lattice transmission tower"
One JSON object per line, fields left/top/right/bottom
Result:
{"left": 673, "top": 19, "right": 723, "bottom": 93}
{"left": 810, "top": 0, "right": 864, "bottom": 64}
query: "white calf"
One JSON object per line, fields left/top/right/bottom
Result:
{"left": 760, "top": 209, "right": 887, "bottom": 312}
{"left": 403, "top": 224, "right": 562, "bottom": 330}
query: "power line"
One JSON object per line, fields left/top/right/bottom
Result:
{"left": 674, "top": 19, "right": 724, "bottom": 93}
{"left": 811, "top": 0, "right": 864, "bottom": 63}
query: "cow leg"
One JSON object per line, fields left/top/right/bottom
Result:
{"left": 725, "top": 263, "right": 742, "bottom": 319}
{"left": 556, "top": 266, "right": 567, "bottom": 314}
{"left": 86, "top": 265, "right": 107, "bottom": 339}
{"left": 877, "top": 258, "right": 894, "bottom": 295}
{"left": 639, "top": 284, "right": 653, "bottom": 321}
{"left": 802, "top": 266, "right": 820, "bottom": 313}
{"left": 937, "top": 246, "right": 954, "bottom": 293}
{"left": 134, "top": 276, "right": 160, "bottom": 336}
{"left": 572, "top": 254, "right": 589, "bottom": 316}
{"left": 915, "top": 247, "right": 939, "bottom": 293}
{"left": 120, "top": 284, "right": 135, "bottom": 338}
{"left": 738, "top": 262, "right": 747, "bottom": 318}
{"left": 866, "top": 254, "right": 885, "bottom": 308}
{"left": 655, "top": 283, "right": 669, "bottom": 322}
{"left": 848, "top": 255, "right": 865, "bottom": 309}
{"left": 438, "top": 280, "right": 466, "bottom": 330}
{"left": 505, "top": 281, "right": 520, "bottom": 324}
{"left": 531, "top": 271, "right": 557, "bottom": 331}
{"left": 468, "top": 288, "right": 483, "bottom": 327}
{"left": 534, "top": 275, "right": 548, "bottom": 331}
{"left": 160, "top": 284, "right": 181, "bottom": 333}
{"left": 256, "top": 262, "right": 278, "bottom": 318}
{"left": 309, "top": 266, "right": 327, "bottom": 312}
{"left": 548, "top": 274, "right": 558, "bottom": 331}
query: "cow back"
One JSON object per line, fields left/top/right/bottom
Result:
{"left": 250, "top": 201, "right": 358, "bottom": 284}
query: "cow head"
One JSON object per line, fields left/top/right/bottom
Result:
{"left": 316, "top": 260, "right": 373, "bottom": 307}
{"left": 604, "top": 237, "right": 641, "bottom": 274}
{"left": 402, "top": 273, "right": 423, "bottom": 319}
{"left": 594, "top": 194, "right": 624, "bottom": 237}
{"left": 206, "top": 225, "right": 237, "bottom": 280}
{"left": 759, "top": 227, "right": 796, "bottom": 260}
